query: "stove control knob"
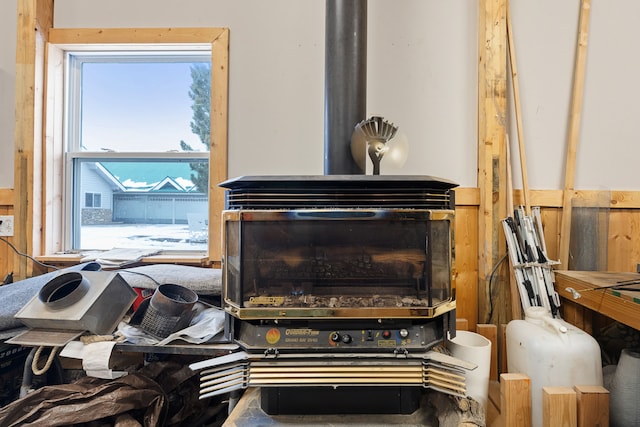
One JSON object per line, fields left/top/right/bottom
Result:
{"left": 399, "top": 329, "right": 409, "bottom": 339}
{"left": 330, "top": 332, "right": 341, "bottom": 342}
{"left": 382, "top": 330, "right": 391, "bottom": 339}
{"left": 341, "top": 334, "right": 352, "bottom": 344}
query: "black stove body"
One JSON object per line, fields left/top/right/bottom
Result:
{"left": 191, "top": 175, "right": 475, "bottom": 414}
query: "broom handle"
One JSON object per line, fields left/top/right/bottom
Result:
{"left": 506, "top": 1, "right": 531, "bottom": 216}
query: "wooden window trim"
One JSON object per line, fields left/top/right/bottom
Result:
{"left": 42, "top": 28, "right": 229, "bottom": 266}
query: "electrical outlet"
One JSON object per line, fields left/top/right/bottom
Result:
{"left": 0, "top": 215, "right": 14, "bottom": 237}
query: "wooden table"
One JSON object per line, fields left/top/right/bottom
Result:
{"left": 554, "top": 270, "right": 640, "bottom": 331}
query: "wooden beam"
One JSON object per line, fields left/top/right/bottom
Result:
{"left": 48, "top": 27, "right": 228, "bottom": 45}
{"left": 559, "top": 0, "right": 592, "bottom": 268}
{"left": 478, "top": 0, "right": 508, "bottom": 325}
{"left": 14, "top": 0, "right": 54, "bottom": 280}
{"left": 454, "top": 187, "right": 480, "bottom": 206}
{"left": 208, "top": 28, "right": 229, "bottom": 263}
{"left": 514, "top": 189, "right": 640, "bottom": 210}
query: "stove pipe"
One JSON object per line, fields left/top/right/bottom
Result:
{"left": 324, "top": 0, "right": 367, "bottom": 175}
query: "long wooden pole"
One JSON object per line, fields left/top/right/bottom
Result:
{"left": 506, "top": 134, "right": 523, "bottom": 320}
{"left": 559, "top": 0, "right": 592, "bottom": 268}
{"left": 506, "top": 1, "right": 531, "bottom": 216}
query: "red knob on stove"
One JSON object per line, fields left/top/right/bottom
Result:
{"left": 382, "top": 330, "right": 391, "bottom": 339}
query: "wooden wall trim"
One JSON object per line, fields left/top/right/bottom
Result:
{"left": 207, "top": 28, "right": 229, "bottom": 262}
{"left": 0, "top": 190, "right": 14, "bottom": 206}
{"left": 513, "top": 189, "right": 640, "bottom": 209}
{"left": 455, "top": 187, "right": 480, "bottom": 206}
{"left": 6, "top": 186, "right": 639, "bottom": 213}
{"left": 48, "top": 27, "right": 228, "bottom": 44}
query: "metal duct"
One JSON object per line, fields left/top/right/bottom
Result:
{"left": 324, "top": 0, "right": 367, "bottom": 175}
{"left": 13, "top": 271, "right": 137, "bottom": 336}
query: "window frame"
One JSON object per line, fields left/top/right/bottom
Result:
{"left": 44, "top": 28, "right": 229, "bottom": 264}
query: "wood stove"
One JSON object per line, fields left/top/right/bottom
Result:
{"left": 190, "top": 175, "right": 475, "bottom": 413}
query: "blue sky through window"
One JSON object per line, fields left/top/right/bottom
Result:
{"left": 80, "top": 61, "right": 207, "bottom": 153}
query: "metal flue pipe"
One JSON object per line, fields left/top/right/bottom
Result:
{"left": 324, "top": 0, "right": 367, "bottom": 175}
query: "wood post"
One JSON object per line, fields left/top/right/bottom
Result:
{"left": 13, "top": 0, "right": 54, "bottom": 280}
{"left": 542, "top": 386, "right": 577, "bottom": 427}
{"left": 500, "top": 373, "right": 532, "bottom": 427}
{"left": 478, "top": 0, "right": 509, "bottom": 326}
{"left": 575, "top": 385, "right": 609, "bottom": 427}
{"left": 499, "top": 323, "right": 508, "bottom": 374}
{"left": 477, "top": 323, "right": 498, "bottom": 381}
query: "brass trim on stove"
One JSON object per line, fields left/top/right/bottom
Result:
{"left": 224, "top": 300, "right": 456, "bottom": 320}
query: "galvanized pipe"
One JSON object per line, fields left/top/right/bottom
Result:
{"left": 324, "top": 0, "right": 367, "bottom": 175}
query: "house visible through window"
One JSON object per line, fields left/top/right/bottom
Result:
{"left": 65, "top": 52, "right": 211, "bottom": 251}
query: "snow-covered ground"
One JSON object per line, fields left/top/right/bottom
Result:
{"left": 80, "top": 223, "right": 208, "bottom": 252}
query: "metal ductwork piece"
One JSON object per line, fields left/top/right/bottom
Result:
{"left": 11, "top": 271, "right": 137, "bottom": 345}
{"left": 324, "top": 0, "right": 367, "bottom": 175}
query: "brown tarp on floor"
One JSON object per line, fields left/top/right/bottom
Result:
{"left": 0, "top": 360, "right": 204, "bottom": 427}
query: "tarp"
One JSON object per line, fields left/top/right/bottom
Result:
{"left": 0, "top": 360, "right": 204, "bottom": 427}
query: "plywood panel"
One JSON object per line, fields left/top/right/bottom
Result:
{"left": 608, "top": 209, "right": 640, "bottom": 272}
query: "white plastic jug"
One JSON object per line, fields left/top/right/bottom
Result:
{"left": 506, "top": 307, "right": 603, "bottom": 427}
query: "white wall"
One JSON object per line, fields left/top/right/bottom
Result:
{"left": 509, "top": 0, "right": 640, "bottom": 191}
{"left": 0, "top": 0, "right": 17, "bottom": 188}
{"left": 1, "top": 0, "right": 640, "bottom": 190}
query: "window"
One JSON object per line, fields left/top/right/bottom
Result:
{"left": 85, "top": 192, "right": 101, "bottom": 208}
{"left": 44, "top": 28, "right": 229, "bottom": 260}
{"left": 66, "top": 53, "right": 211, "bottom": 251}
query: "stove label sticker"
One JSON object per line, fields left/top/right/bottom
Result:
{"left": 285, "top": 329, "right": 320, "bottom": 336}
{"left": 265, "top": 328, "right": 281, "bottom": 344}
{"left": 378, "top": 339, "right": 397, "bottom": 347}
{"left": 284, "top": 328, "right": 320, "bottom": 344}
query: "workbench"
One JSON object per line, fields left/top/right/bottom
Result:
{"left": 555, "top": 270, "right": 640, "bottom": 331}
